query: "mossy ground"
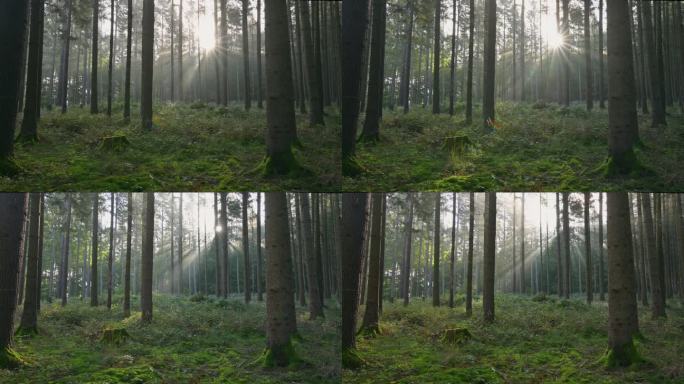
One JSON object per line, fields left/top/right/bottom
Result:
{"left": 0, "top": 294, "right": 340, "bottom": 383}
{"left": 344, "top": 102, "right": 684, "bottom": 191}
{"left": 2, "top": 102, "right": 340, "bottom": 191}
{"left": 344, "top": 294, "right": 684, "bottom": 383}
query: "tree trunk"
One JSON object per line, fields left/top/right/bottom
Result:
{"left": 141, "top": 193, "right": 154, "bottom": 323}
{"left": 300, "top": 0, "right": 325, "bottom": 126}
{"left": 264, "top": 0, "right": 298, "bottom": 174}
{"left": 107, "top": 0, "right": 114, "bottom": 116}
{"left": 562, "top": 0, "right": 569, "bottom": 106}
{"left": 483, "top": 192, "right": 496, "bottom": 323}
{"left": 402, "top": 193, "right": 414, "bottom": 306}
{"left": 341, "top": 0, "right": 370, "bottom": 174}
{"left": 263, "top": 192, "right": 298, "bottom": 366}
{"left": 123, "top": 193, "right": 133, "bottom": 317}
{"left": 556, "top": 193, "right": 561, "bottom": 296}
{"left": 599, "top": 192, "right": 605, "bottom": 300}
{"left": 360, "top": 193, "right": 383, "bottom": 334}
{"left": 401, "top": 1, "right": 414, "bottom": 114}
{"left": 219, "top": 193, "right": 229, "bottom": 297}
{"left": 465, "top": 0, "right": 475, "bottom": 123}
{"left": 585, "top": 192, "right": 593, "bottom": 303}
{"left": 598, "top": 0, "right": 605, "bottom": 108}
{"left": 107, "top": 193, "right": 115, "bottom": 309}
{"left": 641, "top": 193, "right": 665, "bottom": 317}
{"left": 257, "top": 192, "right": 263, "bottom": 300}
{"left": 141, "top": 0, "right": 154, "bottom": 129}
{"left": 0, "top": 194, "right": 28, "bottom": 368}
{"left": 242, "top": 0, "right": 251, "bottom": 110}
{"left": 256, "top": 0, "right": 263, "bottom": 108}
{"left": 341, "top": 193, "right": 369, "bottom": 368}
{"left": 300, "top": 193, "right": 323, "bottom": 319}
{"left": 584, "top": 0, "right": 593, "bottom": 110}
{"left": 178, "top": 194, "right": 183, "bottom": 294}
{"left": 19, "top": 193, "right": 41, "bottom": 334}
{"left": 432, "top": 193, "right": 441, "bottom": 306}
{"left": 641, "top": 0, "right": 666, "bottom": 126}
{"left": 91, "top": 194, "right": 99, "bottom": 306}
{"left": 466, "top": 192, "right": 475, "bottom": 316}
{"left": 482, "top": 0, "right": 496, "bottom": 132}
{"left": 242, "top": 192, "right": 252, "bottom": 303}
{"left": 606, "top": 192, "right": 640, "bottom": 367}
{"left": 562, "top": 192, "right": 570, "bottom": 298}
{"left": 360, "top": 0, "right": 387, "bottom": 142}
{"left": 124, "top": 0, "right": 133, "bottom": 120}
{"left": 91, "top": 0, "right": 99, "bottom": 113}
{"left": 521, "top": 194, "right": 526, "bottom": 293}
{"left": 432, "top": 0, "right": 441, "bottom": 114}
{"left": 60, "top": 194, "right": 72, "bottom": 306}
{"left": 178, "top": 0, "right": 184, "bottom": 101}
{"left": 19, "top": 0, "right": 45, "bottom": 141}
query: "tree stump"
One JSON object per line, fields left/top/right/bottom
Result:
{"left": 440, "top": 328, "right": 472, "bottom": 345}
{"left": 98, "top": 135, "right": 130, "bottom": 152}
{"left": 100, "top": 327, "right": 130, "bottom": 345}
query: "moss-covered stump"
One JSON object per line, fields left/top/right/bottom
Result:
{"left": 255, "top": 340, "right": 303, "bottom": 368}
{"left": 442, "top": 134, "right": 472, "bottom": 158}
{"left": 342, "top": 348, "right": 366, "bottom": 369}
{"left": 100, "top": 327, "right": 130, "bottom": 346}
{"left": 601, "top": 341, "right": 645, "bottom": 368}
{"left": 98, "top": 135, "right": 130, "bottom": 152}
{"left": 0, "top": 347, "right": 26, "bottom": 369}
{"left": 440, "top": 328, "right": 472, "bottom": 345}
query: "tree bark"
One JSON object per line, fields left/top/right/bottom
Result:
{"left": 483, "top": 192, "right": 496, "bottom": 323}
{"left": 19, "top": 193, "right": 41, "bottom": 333}
{"left": 482, "top": 0, "right": 496, "bottom": 132}
{"left": 60, "top": 194, "right": 72, "bottom": 306}
{"left": 123, "top": 193, "right": 133, "bottom": 317}
{"left": 432, "top": 193, "right": 441, "bottom": 306}
{"left": 124, "top": 0, "right": 133, "bottom": 119}
{"left": 242, "top": 0, "right": 251, "bottom": 110}
{"left": 242, "top": 193, "right": 252, "bottom": 303}
{"left": 432, "top": 0, "right": 441, "bottom": 114}
{"left": 141, "top": 193, "right": 154, "bottom": 323}
{"left": 642, "top": 193, "right": 665, "bottom": 317}
{"left": 107, "top": 193, "right": 115, "bottom": 309}
{"left": 562, "top": 192, "right": 570, "bottom": 298}
{"left": 402, "top": 193, "right": 414, "bottom": 306}
{"left": 465, "top": 0, "right": 475, "bottom": 123}
{"left": 585, "top": 192, "right": 593, "bottom": 303}
{"left": 360, "top": 193, "right": 383, "bottom": 334}
{"left": 360, "top": 0, "right": 387, "bottom": 141}
{"left": 606, "top": 192, "right": 640, "bottom": 366}
{"left": 91, "top": 194, "right": 99, "bottom": 306}
{"left": 466, "top": 192, "right": 475, "bottom": 316}
{"left": 300, "top": 0, "right": 325, "bottom": 126}
{"left": 584, "top": 0, "right": 593, "bottom": 110}
{"left": 19, "top": 0, "right": 45, "bottom": 141}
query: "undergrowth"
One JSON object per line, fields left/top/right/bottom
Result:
{"left": 2, "top": 103, "right": 340, "bottom": 191}
{"left": 344, "top": 294, "right": 684, "bottom": 383}
{"left": 0, "top": 294, "right": 340, "bottom": 383}
{"left": 344, "top": 102, "right": 684, "bottom": 191}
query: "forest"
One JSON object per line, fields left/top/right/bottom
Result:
{"left": 341, "top": 192, "right": 684, "bottom": 382}
{"left": 340, "top": 0, "right": 684, "bottom": 191}
{"left": 0, "top": 192, "right": 341, "bottom": 383}
{"left": 0, "top": 0, "right": 341, "bottom": 191}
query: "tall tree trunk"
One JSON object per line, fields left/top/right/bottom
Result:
{"left": 598, "top": 0, "right": 605, "bottom": 108}
{"left": 402, "top": 193, "right": 414, "bottom": 306}
{"left": 300, "top": 0, "right": 325, "bottom": 126}
{"left": 59, "top": 0, "right": 73, "bottom": 114}
{"left": 606, "top": 192, "right": 640, "bottom": 367}
{"left": 36, "top": 194, "right": 45, "bottom": 313}
{"left": 341, "top": 0, "right": 370, "bottom": 174}
{"left": 19, "top": 0, "right": 45, "bottom": 142}
{"left": 562, "top": 192, "right": 570, "bottom": 298}
{"left": 556, "top": 193, "right": 561, "bottom": 296}
{"left": 263, "top": 192, "right": 298, "bottom": 366}
{"left": 300, "top": 193, "right": 323, "bottom": 319}
{"left": 642, "top": 193, "right": 665, "bottom": 317}
{"left": 242, "top": 192, "right": 252, "bottom": 303}
{"left": 432, "top": 193, "right": 441, "bottom": 305}
{"left": 521, "top": 194, "right": 526, "bottom": 293}
{"left": 107, "top": 193, "right": 115, "bottom": 309}
{"left": 123, "top": 193, "right": 133, "bottom": 317}
{"left": 107, "top": 0, "right": 114, "bottom": 116}
{"left": 449, "top": 0, "right": 458, "bottom": 115}
{"left": 178, "top": 0, "right": 184, "bottom": 101}
{"left": 449, "top": 193, "right": 458, "bottom": 307}
{"left": 257, "top": 192, "right": 263, "bottom": 300}
{"left": 598, "top": 192, "right": 605, "bottom": 300}
{"left": 483, "top": 192, "right": 496, "bottom": 323}
{"left": 641, "top": 0, "right": 666, "bottom": 126}
{"left": 584, "top": 0, "right": 593, "bottom": 110}
{"left": 242, "top": 0, "right": 251, "bottom": 110}
{"left": 91, "top": 194, "right": 99, "bottom": 306}
{"left": 466, "top": 192, "right": 475, "bottom": 316}
{"left": 178, "top": 194, "right": 183, "bottom": 294}
{"left": 360, "top": 193, "right": 383, "bottom": 334}
{"left": 124, "top": 0, "right": 133, "bottom": 120}
{"left": 140, "top": 193, "right": 154, "bottom": 323}
{"left": 521, "top": 0, "right": 525, "bottom": 101}
{"left": 0, "top": 2, "right": 28, "bottom": 171}
{"left": 256, "top": 0, "right": 263, "bottom": 108}
{"left": 465, "top": 0, "right": 475, "bottom": 124}
{"left": 401, "top": 1, "right": 414, "bottom": 114}
{"left": 219, "top": 193, "right": 229, "bottom": 297}
{"left": 0, "top": 194, "right": 28, "bottom": 368}
{"left": 140, "top": 0, "right": 154, "bottom": 129}
{"left": 360, "top": 0, "right": 387, "bottom": 142}
{"left": 264, "top": 0, "right": 298, "bottom": 174}
{"left": 482, "top": 0, "right": 496, "bottom": 132}
{"left": 91, "top": 0, "right": 100, "bottom": 113}
{"left": 562, "top": 0, "right": 569, "bottom": 106}
{"left": 341, "top": 193, "right": 370, "bottom": 368}
{"left": 18, "top": 193, "right": 42, "bottom": 334}
{"left": 585, "top": 192, "right": 593, "bottom": 303}
{"left": 432, "top": 0, "right": 441, "bottom": 114}
{"left": 60, "top": 194, "right": 72, "bottom": 306}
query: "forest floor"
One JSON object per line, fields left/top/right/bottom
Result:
{"left": 1, "top": 103, "right": 340, "bottom": 191}
{"left": 0, "top": 294, "right": 340, "bottom": 383}
{"left": 344, "top": 102, "right": 684, "bottom": 191}
{"left": 344, "top": 294, "right": 684, "bottom": 383}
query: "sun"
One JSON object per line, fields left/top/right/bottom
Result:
{"left": 540, "top": 12, "right": 564, "bottom": 49}
{"left": 198, "top": 14, "right": 216, "bottom": 51}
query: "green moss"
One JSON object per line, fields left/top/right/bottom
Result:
{"left": 0, "top": 157, "right": 23, "bottom": 176}
{"left": 255, "top": 339, "right": 304, "bottom": 368}
{"left": 601, "top": 341, "right": 644, "bottom": 368}
{"left": 342, "top": 348, "right": 366, "bottom": 369}
{"left": 14, "top": 326, "right": 39, "bottom": 337}
{"left": 342, "top": 156, "right": 366, "bottom": 177}
{"left": 0, "top": 347, "right": 26, "bottom": 369}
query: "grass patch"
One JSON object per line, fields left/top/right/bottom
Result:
{"left": 344, "top": 294, "right": 684, "bottom": 383}
{"left": 344, "top": 102, "right": 684, "bottom": 191}
{"left": 3, "top": 103, "right": 340, "bottom": 191}
{"left": 1, "top": 294, "right": 340, "bottom": 383}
